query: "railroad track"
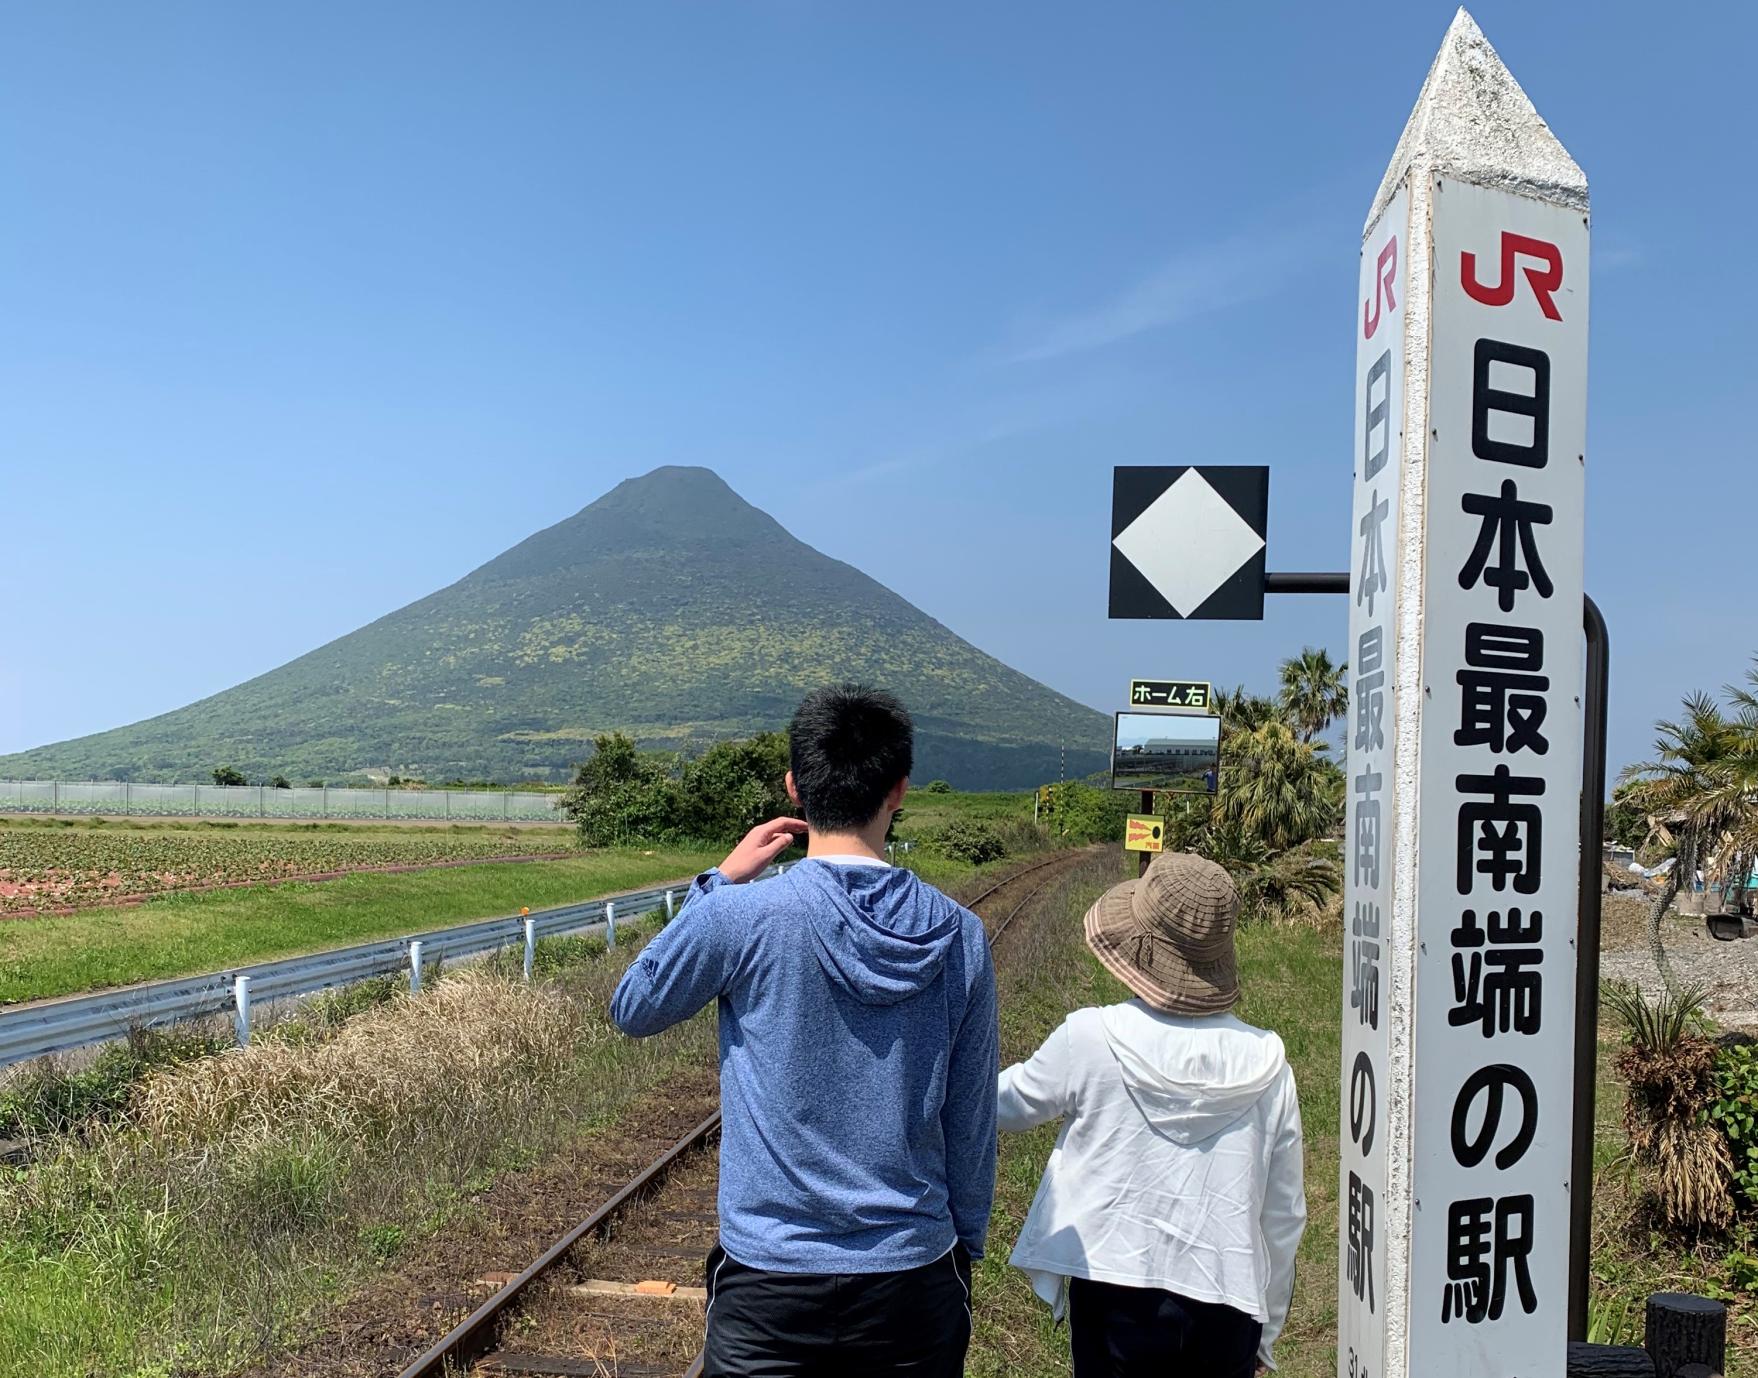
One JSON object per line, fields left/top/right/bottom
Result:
{"left": 395, "top": 849, "right": 1087, "bottom": 1378}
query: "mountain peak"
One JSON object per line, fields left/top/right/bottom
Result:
{"left": 466, "top": 466, "right": 788, "bottom": 585}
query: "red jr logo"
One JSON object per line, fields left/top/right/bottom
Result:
{"left": 1461, "top": 232, "right": 1564, "bottom": 321}
{"left": 1363, "top": 236, "right": 1397, "bottom": 339}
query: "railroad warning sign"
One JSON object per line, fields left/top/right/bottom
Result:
{"left": 1123, "top": 815, "right": 1164, "bottom": 853}
{"left": 1109, "top": 466, "right": 1268, "bottom": 620}
{"left": 1129, "top": 679, "right": 1213, "bottom": 710}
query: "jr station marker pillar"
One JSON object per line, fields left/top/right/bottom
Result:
{"left": 1339, "top": 12, "right": 1589, "bottom": 1378}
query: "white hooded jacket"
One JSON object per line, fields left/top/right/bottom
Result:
{"left": 997, "top": 1000, "right": 1306, "bottom": 1369}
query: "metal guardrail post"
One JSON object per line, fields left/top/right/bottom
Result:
{"left": 664, "top": 889, "right": 675, "bottom": 920}
{"left": 233, "top": 975, "right": 253, "bottom": 1046}
{"left": 605, "top": 902, "right": 617, "bottom": 949}
{"left": 409, "top": 941, "right": 424, "bottom": 994}
{"left": 523, "top": 918, "right": 536, "bottom": 981}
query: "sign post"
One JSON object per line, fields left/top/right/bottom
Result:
{"left": 1339, "top": 12, "right": 1588, "bottom": 1378}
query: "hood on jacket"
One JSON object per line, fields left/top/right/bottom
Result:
{"left": 1100, "top": 1000, "right": 1287, "bottom": 1144}
{"left": 793, "top": 860, "right": 968, "bottom": 1007}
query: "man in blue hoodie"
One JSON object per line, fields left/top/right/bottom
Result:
{"left": 610, "top": 684, "right": 998, "bottom": 1377}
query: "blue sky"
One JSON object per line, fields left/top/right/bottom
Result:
{"left": 2, "top": 1, "right": 1752, "bottom": 774}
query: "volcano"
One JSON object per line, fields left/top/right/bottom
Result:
{"left": 2, "top": 467, "right": 1110, "bottom": 789}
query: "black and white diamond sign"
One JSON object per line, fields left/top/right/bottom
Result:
{"left": 1109, "top": 466, "right": 1269, "bottom": 620}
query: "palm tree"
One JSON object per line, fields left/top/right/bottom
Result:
{"left": 1211, "top": 719, "right": 1343, "bottom": 853}
{"left": 1212, "top": 685, "right": 1285, "bottom": 735}
{"left": 1279, "top": 647, "right": 1349, "bottom": 743}
{"left": 1620, "top": 686, "right": 1758, "bottom": 993}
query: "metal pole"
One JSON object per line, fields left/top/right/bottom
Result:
{"left": 664, "top": 889, "right": 675, "bottom": 920}
{"left": 233, "top": 974, "right": 253, "bottom": 1046}
{"left": 409, "top": 940, "right": 424, "bottom": 994}
{"left": 605, "top": 902, "right": 617, "bottom": 949}
{"left": 1138, "top": 789, "right": 1154, "bottom": 878}
{"left": 523, "top": 917, "right": 536, "bottom": 982}
{"left": 1263, "top": 571, "right": 1350, "bottom": 595}
{"left": 1569, "top": 595, "right": 1611, "bottom": 1341}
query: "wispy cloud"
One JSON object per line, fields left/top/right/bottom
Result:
{"left": 814, "top": 370, "right": 1142, "bottom": 492}
{"left": 991, "top": 221, "right": 1324, "bottom": 366}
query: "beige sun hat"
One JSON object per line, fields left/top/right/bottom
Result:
{"left": 1083, "top": 851, "right": 1242, "bottom": 1015}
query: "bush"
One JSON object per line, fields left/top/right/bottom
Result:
{"left": 1053, "top": 782, "right": 1133, "bottom": 845}
{"left": 677, "top": 734, "right": 791, "bottom": 842}
{"left": 930, "top": 821, "right": 1009, "bottom": 866}
{"left": 558, "top": 732, "right": 683, "bottom": 847}
{"left": 923, "top": 779, "right": 953, "bottom": 794}
{"left": 559, "top": 730, "right": 791, "bottom": 848}
{"left": 1711, "top": 1042, "right": 1758, "bottom": 1209}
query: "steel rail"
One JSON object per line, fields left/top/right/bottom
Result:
{"left": 0, "top": 867, "right": 780, "bottom": 1068}
{"left": 961, "top": 851, "right": 1073, "bottom": 915}
{"left": 988, "top": 861, "right": 1076, "bottom": 945}
{"left": 395, "top": 1110, "right": 723, "bottom": 1378}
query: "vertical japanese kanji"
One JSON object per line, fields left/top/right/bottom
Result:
{"left": 1340, "top": 12, "right": 1588, "bottom": 1378}
{"left": 1340, "top": 175, "right": 1405, "bottom": 1378}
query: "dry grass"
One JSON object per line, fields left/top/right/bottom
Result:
{"left": 0, "top": 921, "right": 714, "bottom": 1378}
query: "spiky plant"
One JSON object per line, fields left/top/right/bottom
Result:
{"left": 1603, "top": 980, "right": 1733, "bottom": 1230}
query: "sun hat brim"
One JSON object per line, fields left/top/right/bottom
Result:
{"left": 1083, "top": 880, "right": 1240, "bottom": 1016}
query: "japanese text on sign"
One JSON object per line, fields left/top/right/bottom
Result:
{"left": 1408, "top": 180, "right": 1586, "bottom": 1372}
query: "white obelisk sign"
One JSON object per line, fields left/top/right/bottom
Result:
{"left": 1339, "top": 11, "right": 1588, "bottom": 1378}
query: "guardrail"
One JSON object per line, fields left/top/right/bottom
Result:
{"left": 0, "top": 865, "right": 783, "bottom": 1068}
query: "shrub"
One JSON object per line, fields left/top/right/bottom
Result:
{"left": 1711, "top": 1042, "right": 1758, "bottom": 1209}
{"left": 559, "top": 730, "right": 791, "bottom": 847}
{"left": 923, "top": 780, "right": 953, "bottom": 794}
{"left": 210, "top": 767, "right": 247, "bottom": 788}
{"left": 677, "top": 733, "right": 791, "bottom": 842}
{"left": 930, "top": 821, "right": 1008, "bottom": 866}
{"left": 1053, "top": 783, "right": 1133, "bottom": 845}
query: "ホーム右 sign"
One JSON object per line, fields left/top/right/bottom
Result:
{"left": 1338, "top": 13, "right": 1588, "bottom": 1378}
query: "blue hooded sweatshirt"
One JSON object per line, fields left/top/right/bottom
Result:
{"left": 610, "top": 859, "right": 998, "bottom": 1274}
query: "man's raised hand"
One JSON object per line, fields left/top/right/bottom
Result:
{"left": 717, "top": 817, "right": 807, "bottom": 884}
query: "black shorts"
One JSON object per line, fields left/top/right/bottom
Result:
{"left": 1068, "top": 1277, "right": 1262, "bottom": 1378}
{"left": 701, "top": 1240, "right": 973, "bottom": 1377}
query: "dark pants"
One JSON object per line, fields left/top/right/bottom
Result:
{"left": 701, "top": 1240, "right": 973, "bottom": 1377}
{"left": 1068, "top": 1277, "right": 1262, "bottom": 1378}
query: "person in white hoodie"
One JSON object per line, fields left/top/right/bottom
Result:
{"left": 997, "top": 850, "right": 1306, "bottom": 1376}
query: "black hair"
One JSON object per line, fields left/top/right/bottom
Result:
{"left": 788, "top": 684, "right": 914, "bottom": 832}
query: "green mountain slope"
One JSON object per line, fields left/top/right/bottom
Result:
{"left": 2, "top": 467, "right": 1110, "bottom": 789}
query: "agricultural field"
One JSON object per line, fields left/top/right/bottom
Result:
{"left": 0, "top": 818, "right": 574, "bottom": 916}
{"left": 0, "top": 845, "right": 720, "bottom": 1005}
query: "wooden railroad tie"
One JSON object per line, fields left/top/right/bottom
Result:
{"left": 568, "top": 1277, "right": 708, "bottom": 1302}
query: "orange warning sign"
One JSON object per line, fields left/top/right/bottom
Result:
{"left": 1124, "top": 814, "right": 1164, "bottom": 853}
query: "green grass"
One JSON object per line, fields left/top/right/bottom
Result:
{"left": 893, "top": 789, "right": 1035, "bottom": 836}
{"left": 0, "top": 848, "right": 719, "bottom": 1004}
